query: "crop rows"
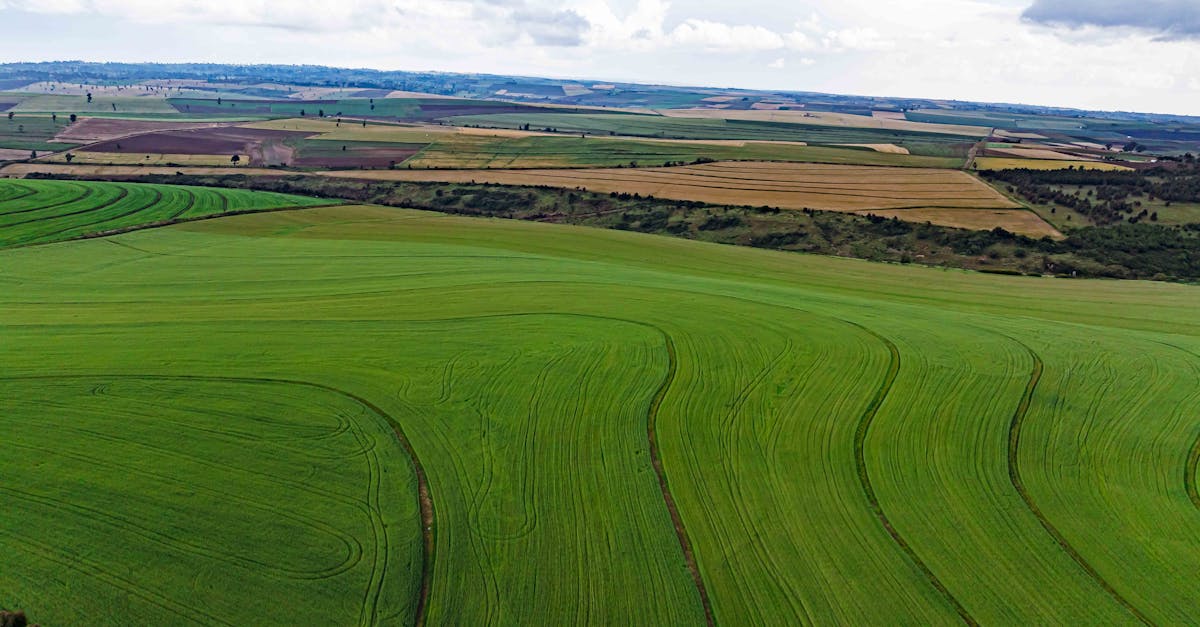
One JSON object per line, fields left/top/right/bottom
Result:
{"left": 0, "top": 179, "right": 330, "bottom": 247}
{"left": 2, "top": 201, "right": 1199, "bottom": 624}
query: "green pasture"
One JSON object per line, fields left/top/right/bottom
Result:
{"left": 0, "top": 114, "right": 74, "bottom": 151}
{"left": 2, "top": 184, "right": 1200, "bottom": 624}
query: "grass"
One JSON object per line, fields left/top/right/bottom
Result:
{"left": 0, "top": 179, "right": 331, "bottom": 246}
{"left": 9, "top": 94, "right": 179, "bottom": 114}
{"left": 2, "top": 202, "right": 1199, "bottom": 624}
{"left": 0, "top": 114, "right": 74, "bottom": 151}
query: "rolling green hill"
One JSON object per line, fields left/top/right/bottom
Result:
{"left": 2, "top": 196, "right": 1199, "bottom": 624}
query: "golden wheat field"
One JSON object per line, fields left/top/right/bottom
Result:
{"left": 323, "top": 161, "right": 1019, "bottom": 212}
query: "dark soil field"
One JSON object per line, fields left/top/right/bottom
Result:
{"left": 0, "top": 102, "right": 16, "bottom": 111}
{"left": 292, "top": 139, "right": 425, "bottom": 168}
{"left": 80, "top": 127, "right": 314, "bottom": 164}
{"left": 55, "top": 118, "right": 239, "bottom": 143}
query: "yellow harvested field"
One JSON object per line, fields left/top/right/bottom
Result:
{"left": 854, "top": 208, "right": 1063, "bottom": 239}
{"left": 37, "top": 152, "right": 243, "bottom": 166}
{"left": 0, "top": 148, "right": 34, "bottom": 161}
{"left": 837, "top": 143, "right": 910, "bottom": 154}
{"left": 320, "top": 161, "right": 1019, "bottom": 212}
{"left": 993, "top": 130, "right": 1048, "bottom": 140}
{"left": 872, "top": 111, "right": 907, "bottom": 120}
{"left": 987, "top": 146, "right": 1092, "bottom": 160}
{"left": 975, "top": 158, "right": 1131, "bottom": 171}
{"left": 659, "top": 108, "right": 990, "bottom": 136}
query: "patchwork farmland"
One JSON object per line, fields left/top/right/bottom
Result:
{"left": 4, "top": 62, "right": 1200, "bottom": 627}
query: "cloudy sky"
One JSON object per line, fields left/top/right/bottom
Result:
{"left": 1, "top": 0, "right": 1199, "bottom": 115}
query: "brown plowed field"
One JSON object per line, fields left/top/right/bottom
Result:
{"left": 78, "top": 127, "right": 314, "bottom": 165}
{"left": 54, "top": 118, "right": 239, "bottom": 143}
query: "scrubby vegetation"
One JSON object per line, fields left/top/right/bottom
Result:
{"left": 28, "top": 172, "right": 1200, "bottom": 281}
{"left": 982, "top": 162, "right": 1200, "bottom": 225}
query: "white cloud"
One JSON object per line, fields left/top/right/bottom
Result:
{"left": 3, "top": 0, "right": 1200, "bottom": 115}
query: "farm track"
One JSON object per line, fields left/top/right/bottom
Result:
{"left": 849, "top": 326, "right": 977, "bottom": 625}
{"left": 1003, "top": 342, "right": 1152, "bottom": 625}
{"left": 1, "top": 373, "right": 432, "bottom": 626}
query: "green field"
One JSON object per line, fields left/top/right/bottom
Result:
{"left": 0, "top": 114, "right": 74, "bottom": 151}
{"left": 442, "top": 112, "right": 980, "bottom": 150}
{"left": 8, "top": 93, "right": 179, "bottom": 114}
{"left": 3, "top": 184, "right": 1200, "bottom": 624}
{"left": 407, "top": 134, "right": 962, "bottom": 168}
{"left": 0, "top": 179, "right": 330, "bottom": 247}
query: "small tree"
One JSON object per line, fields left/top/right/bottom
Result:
{"left": 318, "top": 109, "right": 325, "bottom": 117}
{"left": 30, "top": 150, "right": 37, "bottom": 159}
{"left": 6, "top": 111, "right": 11, "bottom": 120}
{"left": 51, "top": 113, "right": 57, "bottom": 122}
{"left": 65, "top": 153, "right": 75, "bottom": 163}
{"left": 231, "top": 154, "right": 241, "bottom": 164}
{"left": 86, "top": 92, "right": 93, "bottom": 103}
{"left": 300, "top": 109, "right": 306, "bottom": 116}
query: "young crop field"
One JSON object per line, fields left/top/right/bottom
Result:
{"left": 0, "top": 179, "right": 330, "bottom": 246}
{"left": 2, "top": 201, "right": 1199, "bottom": 624}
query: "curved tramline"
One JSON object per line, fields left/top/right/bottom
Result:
{"left": 0, "top": 179, "right": 332, "bottom": 247}
{"left": 2, "top": 200, "right": 1200, "bottom": 624}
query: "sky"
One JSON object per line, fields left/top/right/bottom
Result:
{"left": 1, "top": 0, "right": 1199, "bottom": 115}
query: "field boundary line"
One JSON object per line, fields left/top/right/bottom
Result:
{"left": 645, "top": 331, "right": 716, "bottom": 626}
{"left": 847, "top": 325, "right": 977, "bottom": 625}
{"left": 1004, "top": 341, "right": 1152, "bottom": 625}
{"left": 0, "top": 372, "right": 433, "bottom": 627}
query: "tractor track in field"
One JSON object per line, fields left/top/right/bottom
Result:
{"left": 1152, "top": 341, "right": 1200, "bottom": 512}
{"left": 1, "top": 373, "right": 434, "bottom": 627}
{"left": 1004, "top": 341, "right": 1151, "bottom": 625}
{"left": 167, "top": 187, "right": 198, "bottom": 220}
{"left": 0, "top": 181, "right": 94, "bottom": 217}
{"left": 646, "top": 331, "right": 716, "bottom": 626}
{"left": 848, "top": 325, "right": 977, "bottom": 626}
{"left": 2, "top": 201, "right": 345, "bottom": 250}
{"left": 33, "top": 188, "right": 163, "bottom": 243}
{"left": 1, "top": 185, "right": 122, "bottom": 227}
